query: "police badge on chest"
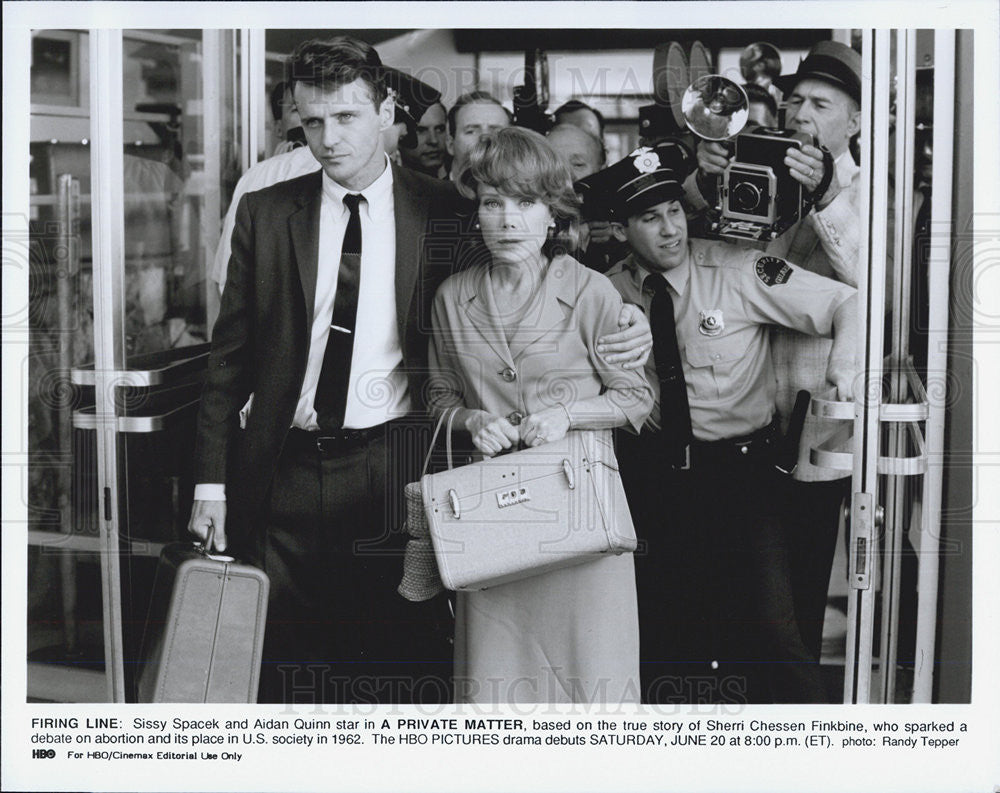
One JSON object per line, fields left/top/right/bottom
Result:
{"left": 698, "top": 309, "right": 724, "bottom": 336}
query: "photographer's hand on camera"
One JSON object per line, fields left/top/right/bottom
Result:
{"left": 696, "top": 139, "right": 731, "bottom": 175}
{"left": 694, "top": 139, "right": 731, "bottom": 203}
{"left": 785, "top": 143, "right": 840, "bottom": 209}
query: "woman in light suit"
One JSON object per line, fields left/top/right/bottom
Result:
{"left": 427, "top": 127, "right": 653, "bottom": 703}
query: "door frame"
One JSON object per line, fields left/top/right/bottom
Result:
{"left": 843, "top": 28, "right": 954, "bottom": 703}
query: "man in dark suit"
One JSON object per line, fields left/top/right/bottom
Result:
{"left": 189, "top": 37, "right": 652, "bottom": 704}
{"left": 188, "top": 37, "right": 465, "bottom": 704}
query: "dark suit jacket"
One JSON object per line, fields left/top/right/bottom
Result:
{"left": 193, "top": 163, "right": 466, "bottom": 558}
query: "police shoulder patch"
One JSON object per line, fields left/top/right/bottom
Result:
{"left": 754, "top": 256, "right": 793, "bottom": 286}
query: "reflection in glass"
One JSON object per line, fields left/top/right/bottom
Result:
{"left": 28, "top": 29, "right": 105, "bottom": 700}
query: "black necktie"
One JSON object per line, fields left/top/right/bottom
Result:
{"left": 645, "top": 273, "right": 692, "bottom": 466}
{"left": 314, "top": 192, "right": 364, "bottom": 430}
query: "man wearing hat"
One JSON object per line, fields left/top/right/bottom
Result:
{"left": 383, "top": 67, "right": 444, "bottom": 165}
{"left": 400, "top": 100, "right": 449, "bottom": 178}
{"left": 601, "top": 140, "right": 857, "bottom": 703}
{"left": 687, "top": 39, "right": 863, "bottom": 673}
{"left": 692, "top": 40, "right": 861, "bottom": 221}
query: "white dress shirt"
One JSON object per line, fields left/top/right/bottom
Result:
{"left": 195, "top": 156, "right": 409, "bottom": 502}
{"left": 293, "top": 160, "right": 410, "bottom": 429}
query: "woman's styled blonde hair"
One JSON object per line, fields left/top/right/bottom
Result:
{"left": 458, "top": 126, "right": 581, "bottom": 257}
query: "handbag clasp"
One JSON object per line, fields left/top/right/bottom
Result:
{"left": 448, "top": 489, "right": 461, "bottom": 519}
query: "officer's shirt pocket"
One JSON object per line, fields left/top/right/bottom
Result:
{"left": 683, "top": 335, "right": 749, "bottom": 401}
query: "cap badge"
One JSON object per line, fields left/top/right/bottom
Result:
{"left": 698, "top": 309, "right": 724, "bottom": 336}
{"left": 632, "top": 147, "right": 661, "bottom": 174}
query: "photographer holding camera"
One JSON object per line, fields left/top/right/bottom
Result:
{"left": 687, "top": 40, "right": 862, "bottom": 676}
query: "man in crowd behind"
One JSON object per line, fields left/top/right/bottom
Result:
{"left": 743, "top": 82, "right": 779, "bottom": 128}
{"left": 399, "top": 99, "right": 448, "bottom": 178}
{"left": 553, "top": 98, "right": 605, "bottom": 142}
{"left": 546, "top": 122, "right": 604, "bottom": 182}
{"left": 268, "top": 80, "right": 306, "bottom": 157}
{"left": 546, "top": 122, "right": 626, "bottom": 273}
{"left": 445, "top": 90, "right": 511, "bottom": 182}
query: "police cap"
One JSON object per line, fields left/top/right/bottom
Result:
{"left": 384, "top": 68, "right": 443, "bottom": 149}
{"left": 577, "top": 139, "right": 694, "bottom": 221}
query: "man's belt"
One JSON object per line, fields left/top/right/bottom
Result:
{"left": 626, "top": 421, "right": 778, "bottom": 470}
{"left": 286, "top": 424, "right": 388, "bottom": 456}
{"left": 687, "top": 421, "right": 779, "bottom": 468}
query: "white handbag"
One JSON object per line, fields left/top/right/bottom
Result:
{"left": 418, "top": 409, "right": 637, "bottom": 591}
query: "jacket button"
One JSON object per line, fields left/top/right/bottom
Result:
{"left": 501, "top": 367, "right": 517, "bottom": 382}
{"left": 507, "top": 411, "right": 523, "bottom": 426}
{"left": 740, "top": 445, "right": 749, "bottom": 455}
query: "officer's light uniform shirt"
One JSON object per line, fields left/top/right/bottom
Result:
{"left": 681, "top": 151, "right": 861, "bottom": 477}
{"left": 606, "top": 238, "right": 855, "bottom": 442}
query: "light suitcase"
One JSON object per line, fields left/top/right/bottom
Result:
{"left": 136, "top": 538, "right": 269, "bottom": 703}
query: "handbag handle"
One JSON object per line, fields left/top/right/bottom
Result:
{"left": 421, "top": 406, "right": 460, "bottom": 476}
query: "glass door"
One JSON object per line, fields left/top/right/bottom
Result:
{"left": 26, "top": 28, "right": 242, "bottom": 702}
{"left": 829, "top": 29, "right": 957, "bottom": 703}
{"left": 27, "top": 29, "right": 105, "bottom": 702}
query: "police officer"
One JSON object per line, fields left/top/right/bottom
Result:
{"left": 601, "top": 142, "right": 857, "bottom": 704}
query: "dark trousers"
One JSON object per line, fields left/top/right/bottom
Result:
{"left": 256, "top": 420, "right": 452, "bottom": 704}
{"left": 618, "top": 429, "right": 827, "bottom": 705}
{"left": 780, "top": 476, "right": 849, "bottom": 666}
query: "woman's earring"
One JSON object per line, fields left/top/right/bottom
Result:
{"left": 474, "top": 221, "right": 480, "bottom": 230}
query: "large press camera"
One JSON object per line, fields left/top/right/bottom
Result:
{"left": 638, "top": 40, "right": 829, "bottom": 243}
{"left": 681, "top": 74, "right": 828, "bottom": 243}
{"left": 719, "top": 125, "right": 814, "bottom": 241}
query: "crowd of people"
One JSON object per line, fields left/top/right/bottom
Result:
{"left": 189, "top": 34, "right": 862, "bottom": 705}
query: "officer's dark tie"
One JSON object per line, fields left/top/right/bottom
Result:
{"left": 314, "top": 192, "right": 364, "bottom": 430}
{"left": 645, "top": 273, "right": 692, "bottom": 466}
